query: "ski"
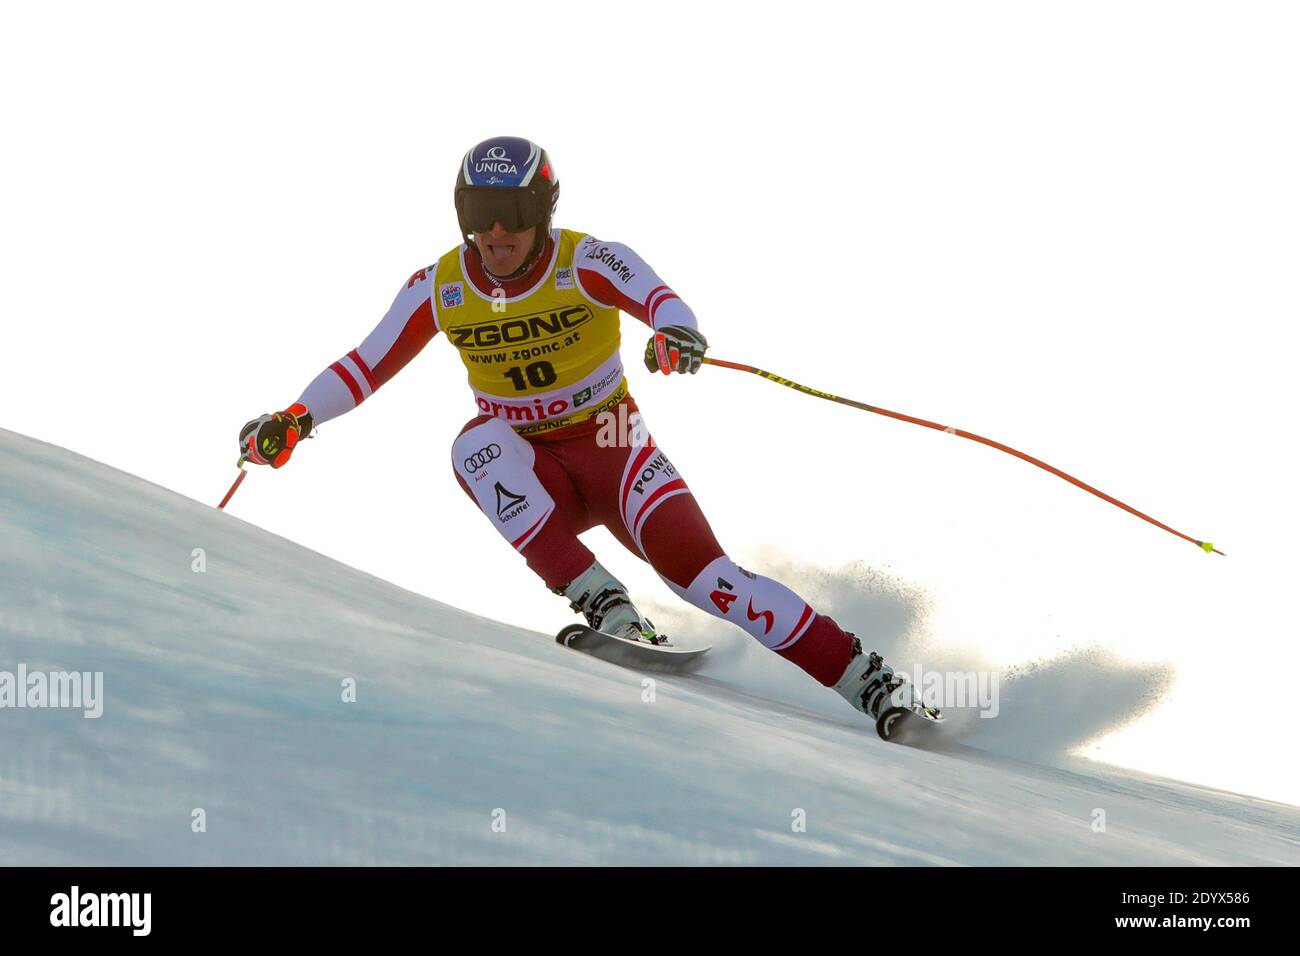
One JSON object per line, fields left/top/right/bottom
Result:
{"left": 875, "top": 695, "right": 944, "bottom": 742}
{"left": 555, "top": 623, "right": 943, "bottom": 742}
{"left": 555, "top": 624, "right": 710, "bottom": 672}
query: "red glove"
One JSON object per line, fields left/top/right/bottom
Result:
{"left": 644, "top": 326, "right": 708, "bottom": 375}
{"left": 239, "top": 403, "right": 313, "bottom": 468}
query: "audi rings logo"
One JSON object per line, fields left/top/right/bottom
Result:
{"left": 464, "top": 444, "right": 502, "bottom": 473}
{"left": 484, "top": 145, "right": 509, "bottom": 160}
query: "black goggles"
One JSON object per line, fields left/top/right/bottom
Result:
{"left": 455, "top": 187, "right": 549, "bottom": 235}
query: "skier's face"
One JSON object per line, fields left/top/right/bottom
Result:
{"left": 474, "top": 222, "right": 537, "bottom": 277}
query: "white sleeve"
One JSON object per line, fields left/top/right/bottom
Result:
{"left": 298, "top": 266, "right": 441, "bottom": 425}
{"left": 571, "top": 235, "right": 699, "bottom": 332}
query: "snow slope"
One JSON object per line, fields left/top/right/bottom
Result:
{"left": 1, "top": 428, "right": 1296, "bottom": 865}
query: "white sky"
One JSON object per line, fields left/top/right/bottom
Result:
{"left": 3, "top": 1, "right": 1298, "bottom": 805}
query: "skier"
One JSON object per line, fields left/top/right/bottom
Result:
{"left": 239, "top": 136, "right": 913, "bottom": 726}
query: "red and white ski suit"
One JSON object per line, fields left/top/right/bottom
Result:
{"left": 296, "top": 229, "right": 855, "bottom": 685}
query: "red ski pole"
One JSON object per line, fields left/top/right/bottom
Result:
{"left": 217, "top": 459, "right": 248, "bottom": 511}
{"left": 702, "top": 356, "right": 1223, "bottom": 556}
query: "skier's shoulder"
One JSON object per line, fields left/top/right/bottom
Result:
{"left": 431, "top": 240, "right": 474, "bottom": 282}
{"left": 570, "top": 229, "right": 628, "bottom": 259}
{"left": 403, "top": 241, "right": 471, "bottom": 283}
{"left": 560, "top": 227, "right": 598, "bottom": 250}
{"left": 568, "top": 229, "right": 691, "bottom": 326}
{"left": 377, "top": 251, "right": 446, "bottom": 322}
{"left": 569, "top": 231, "right": 649, "bottom": 285}
{"left": 386, "top": 244, "right": 463, "bottom": 303}
{"left": 396, "top": 262, "right": 436, "bottom": 293}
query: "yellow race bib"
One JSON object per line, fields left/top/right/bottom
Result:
{"left": 434, "top": 229, "right": 627, "bottom": 435}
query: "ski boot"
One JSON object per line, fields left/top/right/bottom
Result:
{"left": 556, "top": 561, "right": 667, "bottom": 645}
{"left": 833, "top": 638, "right": 942, "bottom": 740}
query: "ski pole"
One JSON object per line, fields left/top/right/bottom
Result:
{"left": 702, "top": 356, "right": 1223, "bottom": 556}
{"left": 217, "top": 459, "right": 248, "bottom": 511}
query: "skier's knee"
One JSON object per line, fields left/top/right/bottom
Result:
{"left": 450, "top": 417, "right": 551, "bottom": 522}
{"left": 456, "top": 414, "right": 497, "bottom": 438}
{"left": 451, "top": 417, "right": 530, "bottom": 480}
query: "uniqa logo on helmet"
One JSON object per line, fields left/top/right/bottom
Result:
{"left": 455, "top": 136, "right": 560, "bottom": 266}
{"left": 475, "top": 145, "right": 520, "bottom": 176}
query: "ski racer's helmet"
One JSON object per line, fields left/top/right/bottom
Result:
{"left": 455, "top": 136, "right": 559, "bottom": 268}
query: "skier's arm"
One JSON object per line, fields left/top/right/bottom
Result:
{"left": 239, "top": 267, "right": 440, "bottom": 467}
{"left": 297, "top": 267, "right": 441, "bottom": 425}
{"left": 573, "top": 237, "right": 706, "bottom": 375}
{"left": 573, "top": 237, "right": 699, "bottom": 332}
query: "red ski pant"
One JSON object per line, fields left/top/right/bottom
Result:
{"left": 451, "top": 397, "right": 854, "bottom": 686}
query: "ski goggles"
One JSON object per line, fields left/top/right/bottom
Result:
{"left": 455, "top": 187, "right": 550, "bottom": 235}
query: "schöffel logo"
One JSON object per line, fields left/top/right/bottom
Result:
{"left": 582, "top": 242, "right": 636, "bottom": 283}
{"left": 464, "top": 444, "right": 501, "bottom": 473}
{"left": 441, "top": 282, "right": 464, "bottom": 309}
{"left": 450, "top": 306, "right": 592, "bottom": 351}
{"left": 495, "top": 483, "right": 528, "bottom": 520}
